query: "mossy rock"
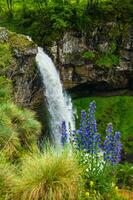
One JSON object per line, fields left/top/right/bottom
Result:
{"left": 0, "top": 43, "right": 13, "bottom": 72}
{"left": 0, "top": 27, "right": 37, "bottom": 56}
{"left": 0, "top": 28, "right": 13, "bottom": 73}
{"left": 0, "top": 27, "right": 37, "bottom": 74}
{"left": 8, "top": 31, "right": 36, "bottom": 53}
{"left": 0, "top": 27, "right": 42, "bottom": 109}
{"left": 0, "top": 27, "right": 8, "bottom": 43}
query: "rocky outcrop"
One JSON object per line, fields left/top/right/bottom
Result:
{"left": 50, "top": 25, "right": 133, "bottom": 97}
{"left": 0, "top": 27, "right": 43, "bottom": 108}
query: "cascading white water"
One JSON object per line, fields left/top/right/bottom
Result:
{"left": 36, "top": 47, "right": 75, "bottom": 144}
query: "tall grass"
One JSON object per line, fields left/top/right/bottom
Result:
{"left": 11, "top": 148, "right": 81, "bottom": 200}
{"left": 0, "top": 102, "right": 41, "bottom": 158}
{"left": 0, "top": 153, "right": 16, "bottom": 200}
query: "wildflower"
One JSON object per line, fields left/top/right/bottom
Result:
{"left": 115, "top": 186, "right": 119, "bottom": 192}
{"left": 112, "top": 182, "right": 115, "bottom": 187}
{"left": 80, "top": 110, "right": 87, "bottom": 131}
{"left": 103, "top": 123, "right": 122, "bottom": 165}
{"left": 113, "top": 132, "right": 122, "bottom": 163}
{"left": 86, "top": 168, "right": 89, "bottom": 172}
{"left": 61, "top": 101, "right": 122, "bottom": 167}
{"left": 61, "top": 121, "right": 68, "bottom": 146}
{"left": 90, "top": 181, "right": 94, "bottom": 187}
{"left": 93, "top": 190, "right": 96, "bottom": 194}
{"left": 106, "top": 122, "right": 113, "bottom": 134}
{"left": 73, "top": 101, "right": 101, "bottom": 154}
{"left": 85, "top": 191, "right": 90, "bottom": 198}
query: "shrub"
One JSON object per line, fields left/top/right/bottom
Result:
{"left": 82, "top": 51, "right": 95, "bottom": 60}
{"left": 95, "top": 54, "right": 119, "bottom": 68}
{"left": 12, "top": 148, "right": 81, "bottom": 200}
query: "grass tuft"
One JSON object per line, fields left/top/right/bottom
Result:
{"left": 12, "top": 148, "right": 81, "bottom": 200}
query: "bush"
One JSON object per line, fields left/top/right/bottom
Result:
{"left": 82, "top": 51, "right": 95, "bottom": 60}
{"left": 95, "top": 54, "right": 119, "bottom": 68}
{"left": 12, "top": 148, "right": 81, "bottom": 200}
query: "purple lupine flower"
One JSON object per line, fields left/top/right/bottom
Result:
{"left": 73, "top": 101, "right": 101, "bottom": 154}
{"left": 104, "top": 123, "right": 114, "bottom": 162}
{"left": 106, "top": 123, "right": 113, "bottom": 134}
{"left": 87, "top": 101, "right": 97, "bottom": 135}
{"left": 80, "top": 110, "right": 87, "bottom": 131}
{"left": 113, "top": 131, "right": 122, "bottom": 163}
{"left": 104, "top": 123, "right": 122, "bottom": 164}
{"left": 72, "top": 110, "right": 86, "bottom": 150}
{"left": 87, "top": 101, "right": 100, "bottom": 154}
{"left": 60, "top": 101, "right": 122, "bottom": 165}
{"left": 61, "top": 121, "right": 68, "bottom": 146}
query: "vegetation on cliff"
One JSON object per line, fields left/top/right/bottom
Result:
{"left": 0, "top": 0, "right": 132, "bottom": 69}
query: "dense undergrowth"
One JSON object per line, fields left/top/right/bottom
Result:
{"left": 0, "top": 0, "right": 132, "bottom": 47}
{"left": 0, "top": 76, "right": 132, "bottom": 199}
{"left": 0, "top": 76, "right": 81, "bottom": 200}
{"left": 0, "top": 0, "right": 132, "bottom": 71}
{"left": 0, "top": 0, "right": 133, "bottom": 71}
{"left": 0, "top": 75, "right": 132, "bottom": 199}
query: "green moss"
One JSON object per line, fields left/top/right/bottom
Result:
{"left": 0, "top": 28, "right": 37, "bottom": 78}
{"left": 0, "top": 43, "right": 13, "bottom": 70}
{"left": 82, "top": 50, "right": 95, "bottom": 60}
{"left": 8, "top": 31, "right": 36, "bottom": 52}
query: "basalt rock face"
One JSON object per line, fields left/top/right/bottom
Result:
{"left": 50, "top": 24, "right": 133, "bottom": 97}
{"left": 0, "top": 27, "right": 44, "bottom": 108}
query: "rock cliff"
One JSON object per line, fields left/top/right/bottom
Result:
{"left": 1, "top": 25, "right": 132, "bottom": 104}
{"left": 0, "top": 27, "right": 43, "bottom": 108}
{"left": 50, "top": 24, "right": 133, "bottom": 97}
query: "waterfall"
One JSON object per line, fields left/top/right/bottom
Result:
{"left": 36, "top": 47, "right": 75, "bottom": 144}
